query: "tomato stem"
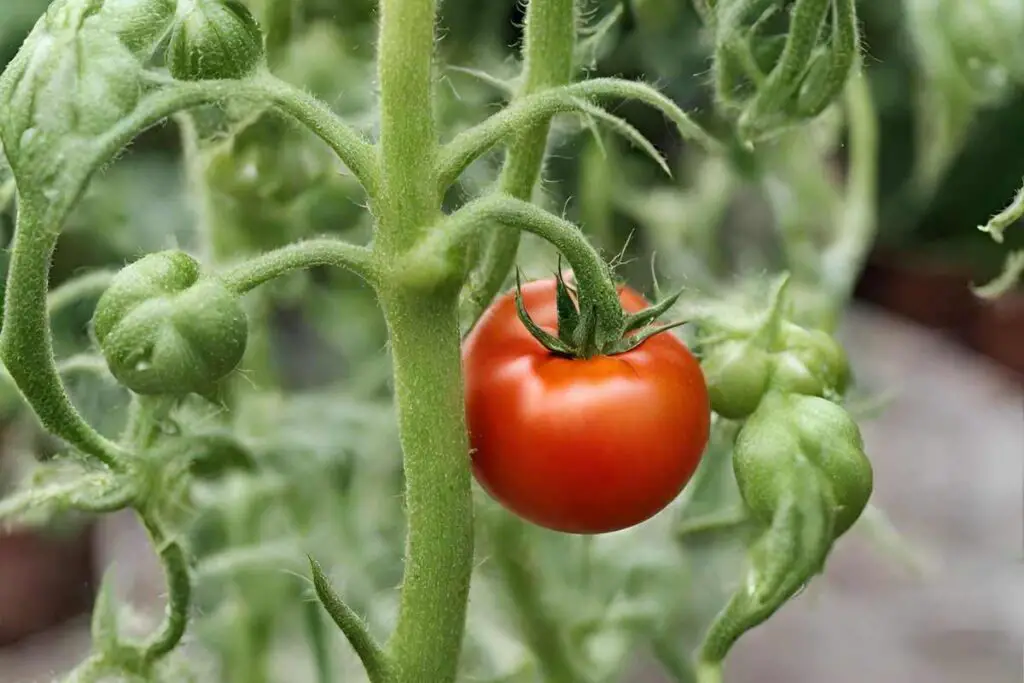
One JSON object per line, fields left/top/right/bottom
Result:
{"left": 460, "top": 0, "right": 578, "bottom": 327}
{"left": 376, "top": 0, "right": 441, "bottom": 252}
{"left": 381, "top": 292, "right": 474, "bottom": 683}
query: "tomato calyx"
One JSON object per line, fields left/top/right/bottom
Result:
{"left": 513, "top": 266, "right": 685, "bottom": 359}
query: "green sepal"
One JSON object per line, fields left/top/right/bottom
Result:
{"left": 554, "top": 260, "right": 580, "bottom": 344}
{"left": 623, "top": 286, "right": 683, "bottom": 333}
{"left": 514, "top": 270, "right": 574, "bottom": 356}
{"left": 611, "top": 319, "right": 687, "bottom": 354}
{"left": 573, "top": 301, "right": 600, "bottom": 358}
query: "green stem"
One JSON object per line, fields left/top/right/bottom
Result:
{"left": 382, "top": 293, "right": 473, "bottom": 683}
{"left": 219, "top": 239, "right": 376, "bottom": 294}
{"left": 821, "top": 72, "right": 878, "bottom": 313}
{"left": 139, "top": 528, "right": 191, "bottom": 663}
{"left": 46, "top": 270, "right": 116, "bottom": 316}
{"left": 980, "top": 177, "right": 1024, "bottom": 243}
{"left": 310, "top": 558, "right": 390, "bottom": 682}
{"left": 372, "top": 3, "right": 474, "bottom": 676}
{"left": 490, "top": 515, "right": 582, "bottom": 683}
{"left": 676, "top": 507, "right": 750, "bottom": 539}
{"left": 0, "top": 197, "right": 126, "bottom": 469}
{"left": 177, "top": 113, "right": 220, "bottom": 265}
{"left": 461, "top": 0, "right": 578, "bottom": 326}
{"left": 409, "top": 195, "right": 625, "bottom": 340}
{"left": 254, "top": 74, "right": 381, "bottom": 196}
{"left": 376, "top": 0, "right": 440, "bottom": 251}
{"left": 695, "top": 662, "right": 723, "bottom": 683}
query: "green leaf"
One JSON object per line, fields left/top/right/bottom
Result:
{"left": 554, "top": 263, "right": 580, "bottom": 344}
{"left": 795, "top": 0, "right": 859, "bottom": 118}
{"left": 574, "top": 3, "right": 627, "bottom": 71}
{"left": 446, "top": 65, "right": 516, "bottom": 98}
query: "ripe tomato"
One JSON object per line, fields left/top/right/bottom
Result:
{"left": 463, "top": 278, "right": 711, "bottom": 534}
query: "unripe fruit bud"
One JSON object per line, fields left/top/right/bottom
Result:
{"left": 702, "top": 341, "right": 772, "bottom": 419}
{"left": 166, "top": 0, "right": 264, "bottom": 81}
{"left": 770, "top": 323, "right": 850, "bottom": 396}
{"left": 99, "top": 0, "right": 178, "bottom": 58}
{"left": 93, "top": 251, "right": 248, "bottom": 396}
{"left": 733, "top": 394, "right": 872, "bottom": 539}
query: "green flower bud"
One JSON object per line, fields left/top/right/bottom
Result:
{"left": 733, "top": 393, "right": 872, "bottom": 538}
{"left": 93, "top": 251, "right": 248, "bottom": 396}
{"left": 167, "top": 0, "right": 264, "bottom": 81}
{"left": 770, "top": 323, "right": 850, "bottom": 397}
{"left": 701, "top": 340, "right": 772, "bottom": 419}
{"left": 98, "top": 0, "right": 178, "bottom": 58}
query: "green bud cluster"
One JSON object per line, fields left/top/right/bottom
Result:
{"left": 700, "top": 319, "right": 850, "bottom": 420}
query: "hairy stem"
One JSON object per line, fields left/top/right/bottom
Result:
{"left": 219, "top": 239, "right": 377, "bottom": 293}
{"left": 409, "top": 194, "right": 625, "bottom": 339}
{"left": 0, "top": 197, "right": 126, "bottom": 469}
{"left": 373, "top": 2, "right": 473, "bottom": 682}
{"left": 821, "top": 72, "right": 878, "bottom": 315}
{"left": 376, "top": 0, "right": 440, "bottom": 250}
{"left": 140, "top": 530, "right": 192, "bottom": 663}
{"left": 461, "top": 0, "right": 578, "bottom": 327}
{"left": 382, "top": 293, "right": 473, "bottom": 683}
{"left": 490, "top": 515, "right": 582, "bottom": 683}
{"left": 46, "top": 270, "right": 115, "bottom": 316}
{"left": 310, "top": 558, "right": 390, "bottom": 682}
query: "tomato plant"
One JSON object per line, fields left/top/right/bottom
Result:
{"left": 1, "top": 0, "right": 993, "bottom": 682}
{"left": 464, "top": 277, "right": 710, "bottom": 533}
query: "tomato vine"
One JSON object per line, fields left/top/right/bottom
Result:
{"left": 0, "top": 1, "right": 899, "bottom": 682}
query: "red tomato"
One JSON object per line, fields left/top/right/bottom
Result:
{"left": 463, "top": 278, "right": 711, "bottom": 534}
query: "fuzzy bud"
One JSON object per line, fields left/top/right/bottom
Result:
{"left": 166, "top": 0, "right": 264, "bottom": 81}
{"left": 93, "top": 251, "right": 248, "bottom": 396}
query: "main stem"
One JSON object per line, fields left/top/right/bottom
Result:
{"left": 383, "top": 294, "right": 473, "bottom": 683}
{"left": 462, "top": 0, "right": 577, "bottom": 324}
{"left": 375, "top": 1, "right": 474, "bottom": 682}
{"left": 377, "top": 0, "right": 440, "bottom": 251}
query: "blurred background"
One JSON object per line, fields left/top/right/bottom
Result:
{"left": 0, "top": 1, "right": 1021, "bottom": 682}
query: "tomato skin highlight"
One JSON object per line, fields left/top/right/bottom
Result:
{"left": 463, "top": 279, "right": 711, "bottom": 534}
